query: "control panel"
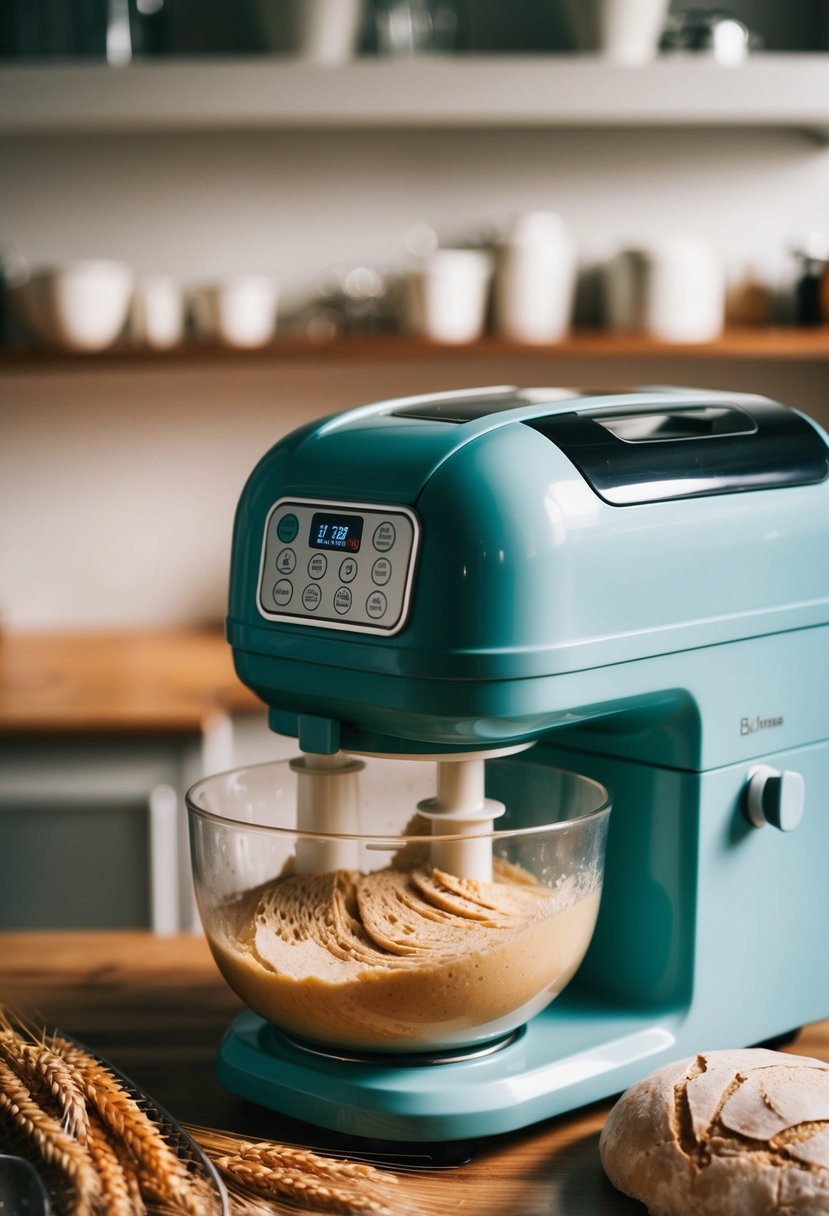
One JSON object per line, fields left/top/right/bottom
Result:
{"left": 257, "top": 498, "right": 420, "bottom": 635}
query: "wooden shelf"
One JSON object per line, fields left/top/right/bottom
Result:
{"left": 3, "top": 329, "right": 829, "bottom": 372}
{"left": 0, "top": 630, "right": 262, "bottom": 736}
{"left": 2, "top": 55, "right": 829, "bottom": 136}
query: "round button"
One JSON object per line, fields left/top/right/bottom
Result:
{"left": 308, "top": 554, "right": 328, "bottom": 580}
{"left": 371, "top": 557, "right": 392, "bottom": 586}
{"left": 334, "top": 587, "right": 352, "bottom": 615}
{"left": 302, "top": 584, "right": 322, "bottom": 611}
{"left": 745, "top": 765, "right": 805, "bottom": 832}
{"left": 277, "top": 513, "right": 299, "bottom": 543}
{"left": 373, "top": 521, "right": 396, "bottom": 552}
{"left": 339, "top": 557, "right": 358, "bottom": 583}
{"left": 366, "top": 591, "right": 388, "bottom": 620}
{"left": 276, "top": 548, "right": 296, "bottom": 574}
{"left": 273, "top": 579, "right": 293, "bottom": 607}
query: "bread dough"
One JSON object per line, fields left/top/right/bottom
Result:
{"left": 600, "top": 1048, "right": 829, "bottom": 1216}
{"left": 206, "top": 860, "right": 600, "bottom": 1050}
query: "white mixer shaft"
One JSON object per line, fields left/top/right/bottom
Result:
{"left": 290, "top": 752, "right": 364, "bottom": 874}
{"left": 418, "top": 757, "right": 506, "bottom": 882}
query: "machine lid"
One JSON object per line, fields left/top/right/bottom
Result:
{"left": 392, "top": 387, "right": 590, "bottom": 424}
{"left": 525, "top": 399, "right": 829, "bottom": 505}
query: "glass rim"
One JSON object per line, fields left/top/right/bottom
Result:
{"left": 185, "top": 756, "right": 612, "bottom": 845}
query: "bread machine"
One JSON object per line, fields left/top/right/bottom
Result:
{"left": 197, "top": 385, "right": 829, "bottom": 1142}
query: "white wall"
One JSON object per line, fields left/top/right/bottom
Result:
{"left": 3, "top": 350, "right": 828, "bottom": 630}
{"left": 2, "top": 123, "right": 829, "bottom": 630}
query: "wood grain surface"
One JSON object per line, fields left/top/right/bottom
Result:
{"left": 1, "top": 932, "right": 827, "bottom": 1214}
{"left": 0, "top": 631, "right": 262, "bottom": 734}
{"left": 3, "top": 329, "right": 829, "bottom": 373}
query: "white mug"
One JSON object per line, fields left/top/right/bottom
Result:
{"left": 131, "top": 276, "right": 184, "bottom": 349}
{"left": 192, "top": 275, "right": 278, "bottom": 348}
{"left": 405, "top": 249, "right": 492, "bottom": 344}
{"left": 604, "top": 238, "right": 725, "bottom": 343}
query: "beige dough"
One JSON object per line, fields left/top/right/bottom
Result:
{"left": 207, "top": 860, "right": 600, "bottom": 1050}
{"left": 600, "top": 1048, "right": 829, "bottom": 1216}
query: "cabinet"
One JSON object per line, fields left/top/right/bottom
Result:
{"left": 0, "top": 715, "right": 298, "bottom": 933}
{"left": 0, "top": 736, "right": 194, "bottom": 932}
{"left": 0, "top": 632, "right": 265, "bottom": 931}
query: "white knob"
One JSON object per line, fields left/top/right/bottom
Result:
{"left": 745, "top": 765, "right": 805, "bottom": 832}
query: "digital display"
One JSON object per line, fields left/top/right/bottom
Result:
{"left": 309, "top": 512, "right": 363, "bottom": 552}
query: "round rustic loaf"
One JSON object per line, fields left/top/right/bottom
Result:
{"left": 600, "top": 1048, "right": 829, "bottom": 1216}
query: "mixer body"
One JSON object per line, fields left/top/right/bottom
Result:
{"left": 215, "top": 386, "right": 829, "bottom": 1140}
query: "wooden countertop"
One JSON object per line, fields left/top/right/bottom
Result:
{"left": 2, "top": 932, "right": 828, "bottom": 1214}
{"left": 0, "top": 630, "right": 262, "bottom": 735}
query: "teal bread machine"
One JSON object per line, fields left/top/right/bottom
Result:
{"left": 187, "top": 386, "right": 829, "bottom": 1142}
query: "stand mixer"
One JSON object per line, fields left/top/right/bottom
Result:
{"left": 187, "top": 385, "right": 829, "bottom": 1143}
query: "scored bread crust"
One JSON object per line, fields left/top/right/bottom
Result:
{"left": 599, "top": 1049, "right": 829, "bottom": 1216}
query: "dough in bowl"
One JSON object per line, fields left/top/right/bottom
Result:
{"left": 600, "top": 1048, "right": 829, "bottom": 1216}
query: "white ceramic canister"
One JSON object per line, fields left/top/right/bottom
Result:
{"left": 405, "top": 249, "right": 492, "bottom": 344}
{"left": 493, "top": 211, "right": 578, "bottom": 344}
{"left": 253, "top": 0, "right": 366, "bottom": 63}
{"left": 604, "top": 237, "right": 725, "bottom": 343}
{"left": 563, "top": 0, "right": 671, "bottom": 63}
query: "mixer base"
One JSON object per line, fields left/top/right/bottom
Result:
{"left": 216, "top": 1001, "right": 687, "bottom": 1142}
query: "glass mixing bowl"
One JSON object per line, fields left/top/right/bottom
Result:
{"left": 187, "top": 754, "right": 610, "bottom": 1053}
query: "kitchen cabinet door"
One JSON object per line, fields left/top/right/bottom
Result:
{"left": 0, "top": 738, "right": 190, "bottom": 932}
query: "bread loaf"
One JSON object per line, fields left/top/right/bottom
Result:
{"left": 600, "top": 1048, "right": 829, "bottom": 1215}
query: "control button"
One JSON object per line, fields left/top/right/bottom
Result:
{"left": 277, "top": 513, "right": 299, "bottom": 543}
{"left": 373, "top": 521, "right": 396, "bottom": 552}
{"left": 308, "top": 554, "right": 328, "bottom": 580}
{"left": 302, "top": 584, "right": 322, "bottom": 611}
{"left": 371, "top": 557, "right": 392, "bottom": 586}
{"left": 273, "top": 579, "right": 293, "bottom": 608}
{"left": 366, "top": 591, "right": 388, "bottom": 619}
{"left": 339, "top": 557, "right": 358, "bottom": 583}
{"left": 334, "top": 586, "right": 352, "bottom": 615}
{"left": 276, "top": 548, "right": 296, "bottom": 574}
{"left": 745, "top": 765, "right": 805, "bottom": 832}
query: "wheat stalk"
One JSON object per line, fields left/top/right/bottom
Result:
{"left": 215, "top": 1154, "right": 395, "bottom": 1215}
{"left": 51, "top": 1034, "right": 213, "bottom": 1216}
{"left": 85, "top": 1112, "right": 146, "bottom": 1216}
{"left": 0, "top": 1010, "right": 221, "bottom": 1216}
{"left": 111, "top": 1132, "right": 149, "bottom": 1216}
{"left": 1, "top": 1007, "right": 446, "bottom": 1216}
{"left": 0, "top": 1057, "right": 101, "bottom": 1216}
{"left": 191, "top": 1127, "right": 408, "bottom": 1216}
{"left": 0, "top": 1026, "right": 89, "bottom": 1142}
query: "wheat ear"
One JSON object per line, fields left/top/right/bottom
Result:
{"left": 84, "top": 1112, "right": 148, "bottom": 1216}
{"left": 0, "top": 1027, "right": 89, "bottom": 1142}
{"left": 0, "top": 1057, "right": 101, "bottom": 1216}
{"left": 51, "top": 1035, "right": 212, "bottom": 1216}
{"left": 213, "top": 1153, "right": 395, "bottom": 1215}
{"left": 192, "top": 1129, "right": 399, "bottom": 1216}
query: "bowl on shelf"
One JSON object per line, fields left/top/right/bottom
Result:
{"left": 12, "top": 260, "right": 134, "bottom": 352}
{"left": 187, "top": 754, "right": 610, "bottom": 1053}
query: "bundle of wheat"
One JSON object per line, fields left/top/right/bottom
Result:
{"left": 0, "top": 1010, "right": 222, "bottom": 1216}
{"left": 188, "top": 1125, "right": 409, "bottom": 1216}
{"left": 0, "top": 1010, "right": 446, "bottom": 1216}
